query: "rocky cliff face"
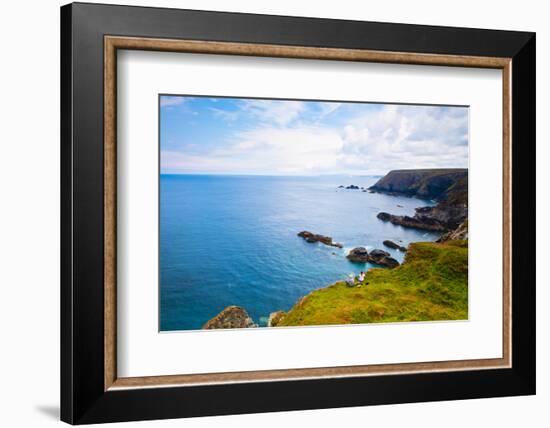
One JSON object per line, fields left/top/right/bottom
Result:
{"left": 373, "top": 169, "right": 468, "bottom": 232}
{"left": 414, "top": 201, "right": 467, "bottom": 230}
{"left": 437, "top": 220, "right": 468, "bottom": 242}
{"left": 369, "top": 168, "right": 468, "bottom": 201}
{"left": 267, "top": 311, "right": 286, "bottom": 327}
{"left": 202, "top": 306, "right": 257, "bottom": 329}
{"left": 377, "top": 211, "right": 448, "bottom": 232}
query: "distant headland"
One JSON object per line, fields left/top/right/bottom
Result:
{"left": 371, "top": 168, "right": 468, "bottom": 233}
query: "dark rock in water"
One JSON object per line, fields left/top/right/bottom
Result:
{"left": 375, "top": 256, "right": 400, "bottom": 268}
{"left": 377, "top": 211, "right": 448, "bottom": 232}
{"left": 268, "top": 311, "right": 286, "bottom": 327}
{"left": 362, "top": 189, "right": 367, "bottom": 192}
{"left": 203, "top": 306, "right": 257, "bottom": 329}
{"left": 369, "top": 249, "right": 390, "bottom": 258}
{"left": 297, "top": 231, "right": 343, "bottom": 248}
{"left": 347, "top": 247, "right": 400, "bottom": 268}
{"left": 345, "top": 185, "right": 360, "bottom": 190}
{"left": 383, "top": 240, "right": 407, "bottom": 252}
{"left": 346, "top": 247, "right": 370, "bottom": 263}
{"left": 377, "top": 212, "right": 392, "bottom": 221}
{"left": 338, "top": 185, "right": 345, "bottom": 188}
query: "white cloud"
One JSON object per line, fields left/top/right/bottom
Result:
{"left": 160, "top": 96, "right": 185, "bottom": 107}
{"left": 221, "top": 99, "right": 306, "bottom": 127}
{"left": 316, "top": 102, "right": 342, "bottom": 120}
{"left": 163, "top": 126, "right": 343, "bottom": 175}
{"left": 335, "top": 105, "right": 468, "bottom": 173}
{"left": 162, "top": 103, "right": 468, "bottom": 175}
{"left": 209, "top": 107, "right": 239, "bottom": 122}
{"left": 241, "top": 100, "right": 305, "bottom": 127}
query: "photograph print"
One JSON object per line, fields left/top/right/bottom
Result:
{"left": 159, "top": 95, "right": 469, "bottom": 331}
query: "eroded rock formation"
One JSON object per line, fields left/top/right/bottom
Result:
{"left": 383, "top": 240, "right": 407, "bottom": 252}
{"left": 297, "top": 231, "right": 343, "bottom": 248}
{"left": 202, "top": 306, "right": 257, "bottom": 329}
{"left": 347, "top": 247, "right": 400, "bottom": 268}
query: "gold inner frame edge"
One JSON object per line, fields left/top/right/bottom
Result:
{"left": 104, "top": 36, "right": 512, "bottom": 391}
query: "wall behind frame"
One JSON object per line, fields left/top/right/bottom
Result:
{"left": 0, "top": 0, "right": 545, "bottom": 427}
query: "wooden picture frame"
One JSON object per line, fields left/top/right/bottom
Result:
{"left": 61, "top": 2, "right": 535, "bottom": 424}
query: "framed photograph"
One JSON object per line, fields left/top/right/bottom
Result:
{"left": 60, "top": 2, "right": 535, "bottom": 424}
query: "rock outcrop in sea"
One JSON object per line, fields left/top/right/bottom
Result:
{"left": 346, "top": 247, "right": 370, "bottom": 262}
{"left": 202, "top": 306, "right": 257, "bottom": 329}
{"left": 297, "top": 231, "right": 343, "bottom": 248}
{"left": 368, "top": 249, "right": 400, "bottom": 268}
{"left": 377, "top": 211, "right": 448, "bottom": 232}
{"left": 383, "top": 240, "right": 407, "bottom": 252}
{"left": 338, "top": 184, "right": 361, "bottom": 189}
{"left": 347, "top": 247, "right": 400, "bottom": 268}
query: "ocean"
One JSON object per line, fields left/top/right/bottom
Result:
{"left": 160, "top": 174, "right": 439, "bottom": 331}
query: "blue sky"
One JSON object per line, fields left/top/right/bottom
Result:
{"left": 160, "top": 95, "right": 468, "bottom": 175}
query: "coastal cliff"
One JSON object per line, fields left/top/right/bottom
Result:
{"left": 203, "top": 231, "right": 469, "bottom": 329}
{"left": 271, "top": 240, "right": 468, "bottom": 327}
{"left": 369, "top": 168, "right": 468, "bottom": 201}
{"left": 373, "top": 169, "right": 468, "bottom": 232}
{"left": 203, "top": 306, "right": 257, "bottom": 329}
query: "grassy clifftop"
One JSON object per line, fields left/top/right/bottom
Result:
{"left": 275, "top": 241, "right": 468, "bottom": 327}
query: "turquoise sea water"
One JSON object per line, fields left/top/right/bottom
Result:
{"left": 160, "top": 174, "right": 439, "bottom": 331}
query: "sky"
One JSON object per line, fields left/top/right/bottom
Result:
{"left": 160, "top": 95, "right": 469, "bottom": 176}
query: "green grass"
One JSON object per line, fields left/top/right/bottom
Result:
{"left": 275, "top": 241, "right": 468, "bottom": 327}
